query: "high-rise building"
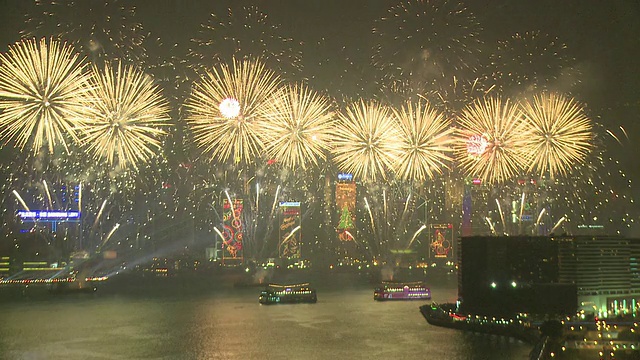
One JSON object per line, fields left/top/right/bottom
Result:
{"left": 458, "top": 235, "right": 576, "bottom": 316}
{"left": 556, "top": 235, "right": 640, "bottom": 317}
{"left": 458, "top": 234, "right": 640, "bottom": 318}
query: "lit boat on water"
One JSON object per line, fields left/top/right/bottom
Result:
{"left": 259, "top": 283, "right": 317, "bottom": 304}
{"left": 373, "top": 281, "right": 431, "bottom": 301}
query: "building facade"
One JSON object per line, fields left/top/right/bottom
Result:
{"left": 458, "top": 235, "right": 640, "bottom": 318}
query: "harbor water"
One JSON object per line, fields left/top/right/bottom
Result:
{"left": 0, "top": 273, "right": 532, "bottom": 360}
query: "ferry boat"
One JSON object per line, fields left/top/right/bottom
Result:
{"left": 259, "top": 283, "right": 317, "bottom": 304}
{"left": 373, "top": 281, "right": 431, "bottom": 301}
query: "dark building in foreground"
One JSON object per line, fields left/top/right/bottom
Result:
{"left": 458, "top": 235, "right": 577, "bottom": 316}
{"left": 458, "top": 235, "right": 640, "bottom": 318}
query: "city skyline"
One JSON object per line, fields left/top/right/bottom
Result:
{"left": 0, "top": 1, "right": 638, "bottom": 266}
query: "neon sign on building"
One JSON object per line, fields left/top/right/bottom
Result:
{"left": 17, "top": 210, "right": 81, "bottom": 221}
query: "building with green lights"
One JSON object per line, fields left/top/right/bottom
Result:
{"left": 556, "top": 235, "right": 640, "bottom": 318}
{"left": 458, "top": 235, "right": 640, "bottom": 318}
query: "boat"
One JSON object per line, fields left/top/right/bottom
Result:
{"left": 373, "top": 281, "right": 431, "bottom": 301}
{"left": 258, "top": 283, "right": 317, "bottom": 304}
{"left": 419, "top": 303, "right": 540, "bottom": 343}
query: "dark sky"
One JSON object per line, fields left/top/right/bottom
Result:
{"left": 0, "top": 0, "right": 637, "bottom": 106}
{"left": 1, "top": 1, "right": 636, "bottom": 112}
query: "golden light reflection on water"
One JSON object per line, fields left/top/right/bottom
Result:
{"left": 0, "top": 275, "right": 531, "bottom": 359}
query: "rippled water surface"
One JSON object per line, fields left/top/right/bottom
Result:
{"left": 0, "top": 273, "right": 532, "bottom": 360}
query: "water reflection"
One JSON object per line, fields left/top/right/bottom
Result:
{"left": 0, "top": 275, "right": 531, "bottom": 359}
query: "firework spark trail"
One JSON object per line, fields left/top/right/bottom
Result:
{"left": 485, "top": 217, "right": 497, "bottom": 235}
{"left": 364, "top": 197, "right": 377, "bottom": 237}
{"left": 401, "top": 193, "right": 411, "bottom": 223}
{"left": 343, "top": 230, "right": 355, "bottom": 241}
{"left": 535, "top": 208, "right": 546, "bottom": 225}
{"left": 495, "top": 199, "right": 505, "bottom": 234}
{"left": 78, "top": 182, "right": 82, "bottom": 214}
{"left": 0, "top": 38, "right": 91, "bottom": 155}
{"left": 605, "top": 125, "right": 630, "bottom": 147}
{"left": 344, "top": 230, "right": 363, "bottom": 248}
{"left": 258, "top": 83, "right": 335, "bottom": 170}
{"left": 607, "top": 129, "right": 622, "bottom": 146}
{"left": 42, "top": 180, "right": 54, "bottom": 210}
{"left": 533, "top": 208, "right": 547, "bottom": 234}
{"left": 398, "top": 192, "right": 413, "bottom": 235}
{"left": 521, "top": 92, "right": 592, "bottom": 179}
{"left": 518, "top": 192, "right": 526, "bottom": 232}
{"left": 98, "top": 223, "right": 120, "bottom": 251}
{"left": 269, "top": 185, "right": 281, "bottom": 220}
{"left": 213, "top": 227, "right": 228, "bottom": 246}
{"left": 279, "top": 226, "right": 301, "bottom": 247}
{"left": 248, "top": 183, "right": 282, "bottom": 259}
{"left": 392, "top": 99, "right": 454, "bottom": 182}
{"left": 185, "top": 58, "right": 281, "bottom": 165}
{"left": 382, "top": 189, "right": 388, "bottom": 222}
{"left": 455, "top": 97, "right": 530, "bottom": 184}
{"left": 12, "top": 190, "right": 30, "bottom": 211}
{"left": 91, "top": 199, "right": 108, "bottom": 234}
{"left": 550, "top": 216, "right": 566, "bottom": 235}
{"left": 223, "top": 189, "right": 238, "bottom": 222}
{"left": 620, "top": 126, "right": 629, "bottom": 141}
{"left": 256, "top": 183, "right": 260, "bottom": 211}
{"left": 251, "top": 182, "right": 265, "bottom": 257}
{"left": 80, "top": 61, "right": 171, "bottom": 170}
{"left": 383, "top": 189, "right": 388, "bottom": 227}
{"left": 331, "top": 100, "right": 400, "bottom": 182}
{"left": 405, "top": 224, "right": 426, "bottom": 250}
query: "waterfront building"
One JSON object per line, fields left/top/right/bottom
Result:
{"left": 457, "top": 235, "right": 576, "bottom": 316}
{"left": 555, "top": 234, "right": 640, "bottom": 317}
{"left": 458, "top": 235, "right": 640, "bottom": 318}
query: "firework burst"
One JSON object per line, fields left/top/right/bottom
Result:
{"left": 454, "top": 97, "right": 530, "bottom": 184}
{"left": 332, "top": 100, "right": 400, "bottom": 182}
{"left": 420, "top": 76, "right": 496, "bottom": 117}
{"left": 521, "top": 92, "right": 593, "bottom": 179}
{"left": 0, "top": 38, "right": 91, "bottom": 155}
{"left": 190, "top": 5, "right": 302, "bottom": 78}
{"left": 184, "top": 58, "right": 282, "bottom": 165}
{"left": 23, "top": 0, "right": 147, "bottom": 64}
{"left": 485, "top": 31, "right": 580, "bottom": 95}
{"left": 372, "top": 0, "right": 482, "bottom": 94}
{"left": 79, "top": 61, "right": 171, "bottom": 171}
{"left": 259, "top": 84, "right": 335, "bottom": 170}
{"left": 392, "top": 99, "right": 454, "bottom": 183}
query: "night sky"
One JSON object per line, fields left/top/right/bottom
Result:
{"left": 0, "top": 0, "right": 639, "bottom": 233}
{"left": 1, "top": 1, "right": 638, "bottom": 107}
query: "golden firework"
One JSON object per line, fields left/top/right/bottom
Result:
{"left": 259, "top": 84, "right": 335, "bottom": 170}
{"left": 332, "top": 100, "right": 400, "bottom": 182}
{"left": 454, "top": 97, "right": 530, "bottom": 184}
{"left": 79, "top": 61, "right": 171, "bottom": 170}
{"left": 521, "top": 92, "right": 592, "bottom": 179}
{"left": 184, "top": 58, "right": 281, "bottom": 164}
{"left": 392, "top": 99, "right": 454, "bottom": 182}
{"left": 0, "top": 38, "right": 91, "bottom": 155}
